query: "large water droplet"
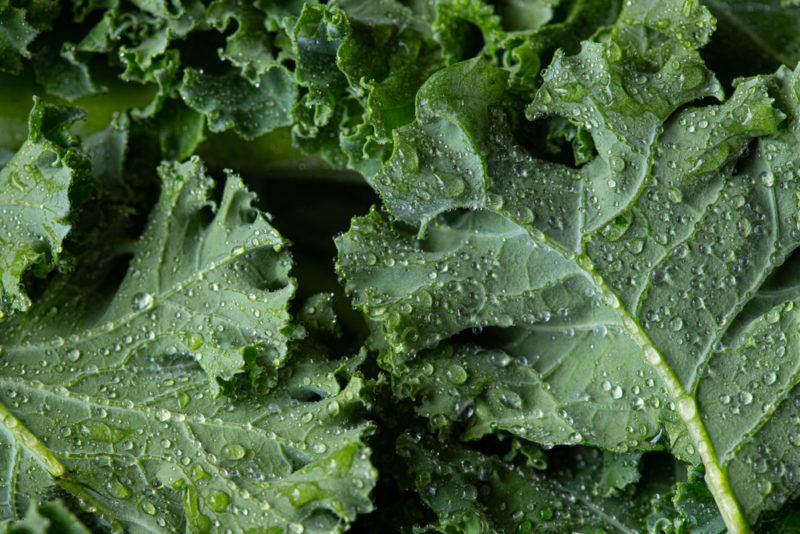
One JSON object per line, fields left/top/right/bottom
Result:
{"left": 222, "top": 443, "right": 246, "bottom": 460}
{"left": 131, "top": 292, "right": 154, "bottom": 312}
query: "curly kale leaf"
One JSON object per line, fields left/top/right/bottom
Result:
{"left": 338, "top": 1, "right": 800, "bottom": 530}
{"left": 0, "top": 99, "right": 88, "bottom": 315}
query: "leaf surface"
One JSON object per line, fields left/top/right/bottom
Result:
{"left": 0, "top": 160, "right": 374, "bottom": 532}
{"left": 4, "top": 157, "right": 296, "bottom": 391}
{"left": 0, "top": 100, "right": 88, "bottom": 315}
{"left": 337, "top": 1, "right": 800, "bottom": 529}
{"left": 398, "top": 432, "right": 670, "bottom": 533}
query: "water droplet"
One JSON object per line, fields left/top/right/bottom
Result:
{"left": 208, "top": 491, "right": 230, "bottom": 512}
{"left": 609, "top": 155, "right": 626, "bottom": 172}
{"left": 131, "top": 292, "right": 154, "bottom": 312}
{"left": 667, "top": 187, "right": 683, "bottom": 204}
{"left": 222, "top": 443, "right": 246, "bottom": 460}
{"left": 498, "top": 390, "right": 523, "bottom": 409}
{"left": 445, "top": 364, "right": 468, "bottom": 385}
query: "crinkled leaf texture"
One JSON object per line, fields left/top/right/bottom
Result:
{"left": 337, "top": 1, "right": 800, "bottom": 530}
{"left": 5, "top": 156, "right": 296, "bottom": 391}
{"left": 0, "top": 99, "right": 88, "bottom": 316}
{"left": 0, "top": 159, "right": 375, "bottom": 532}
{"left": 398, "top": 431, "right": 675, "bottom": 533}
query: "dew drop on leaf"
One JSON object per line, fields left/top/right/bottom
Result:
{"left": 222, "top": 443, "right": 246, "bottom": 460}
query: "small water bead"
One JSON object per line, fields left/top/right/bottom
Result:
{"left": 667, "top": 187, "right": 683, "bottom": 204}
{"left": 498, "top": 390, "right": 523, "bottom": 409}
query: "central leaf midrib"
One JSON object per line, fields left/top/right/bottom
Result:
{"left": 500, "top": 211, "right": 749, "bottom": 533}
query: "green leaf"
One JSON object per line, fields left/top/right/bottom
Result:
{"left": 704, "top": 0, "right": 800, "bottom": 85}
{"left": 498, "top": 0, "right": 621, "bottom": 94}
{"left": 0, "top": 340, "right": 375, "bottom": 532}
{"left": 493, "top": 0, "right": 561, "bottom": 32}
{"left": 338, "top": 2, "right": 800, "bottom": 529}
{"left": 3, "top": 157, "right": 295, "bottom": 391}
{"left": 150, "top": 99, "right": 205, "bottom": 161}
{"left": 290, "top": 3, "right": 349, "bottom": 122}
{"left": 669, "top": 469, "right": 727, "bottom": 534}
{"left": 288, "top": 0, "right": 440, "bottom": 174}
{"left": 431, "top": 0, "right": 502, "bottom": 64}
{"left": 398, "top": 432, "right": 665, "bottom": 533}
{"left": 0, "top": 501, "right": 89, "bottom": 534}
{"left": 0, "top": 99, "right": 88, "bottom": 316}
{"left": 600, "top": 451, "right": 642, "bottom": 494}
{"left": 339, "top": 210, "right": 680, "bottom": 452}
{"left": 32, "top": 42, "right": 98, "bottom": 102}
{"left": 366, "top": 59, "right": 508, "bottom": 230}
{"left": 208, "top": 0, "right": 280, "bottom": 83}
{"left": 180, "top": 67, "right": 297, "bottom": 139}
{"left": 0, "top": 163, "right": 375, "bottom": 530}
{"left": 527, "top": 0, "right": 722, "bottom": 232}
{"left": 0, "top": 0, "right": 38, "bottom": 74}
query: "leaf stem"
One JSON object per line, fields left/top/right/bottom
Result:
{"left": 574, "top": 254, "right": 750, "bottom": 534}
{"left": 0, "top": 399, "right": 65, "bottom": 477}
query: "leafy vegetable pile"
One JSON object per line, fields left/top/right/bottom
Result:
{"left": 3, "top": 0, "right": 800, "bottom": 532}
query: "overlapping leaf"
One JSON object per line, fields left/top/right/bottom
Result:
{"left": 337, "top": 0, "right": 800, "bottom": 529}
{"left": 0, "top": 339, "right": 374, "bottom": 532}
{"left": 398, "top": 432, "right": 676, "bottom": 533}
{"left": 0, "top": 100, "right": 88, "bottom": 316}
{"left": 3, "top": 157, "right": 296, "bottom": 391}
{"left": 0, "top": 158, "right": 374, "bottom": 531}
